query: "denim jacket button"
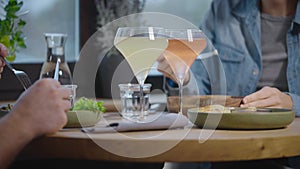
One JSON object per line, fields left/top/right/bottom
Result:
{"left": 253, "top": 69, "right": 259, "bottom": 76}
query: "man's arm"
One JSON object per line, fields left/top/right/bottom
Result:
{"left": 0, "top": 79, "right": 71, "bottom": 169}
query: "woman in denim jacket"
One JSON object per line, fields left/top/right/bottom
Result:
{"left": 201, "top": 0, "right": 300, "bottom": 167}
{"left": 196, "top": 0, "right": 300, "bottom": 115}
{"left": 159, "top": 0, "right": 300, "bottom": 115}
{"left": 160, "top": 0, "right": 300, "bottom": 168}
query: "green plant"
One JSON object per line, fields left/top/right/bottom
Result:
{"left": 0, "top": 0, "right": 27, "bottom": 62}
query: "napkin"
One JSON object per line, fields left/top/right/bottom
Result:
{"left": 81, "top": 113, "right": 189, "bottom": 133}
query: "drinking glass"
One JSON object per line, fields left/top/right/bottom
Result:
{"left": 119, "top": 83, "right": 152, "bottom": 120}
{"left": 61, "top": 84, "right": 77, "bottom": 108}
{"left": 114, "top": 27, "right": 168, "bottom": 122}
{"left": 163, "top": 29, "right": 207, "bottom": 114}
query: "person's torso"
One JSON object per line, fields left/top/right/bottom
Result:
{"left": 200, "top": 0, "right": 300, "bottom": 96}
{"left": 257, "top": 13, "right": 292, "bottom": 92}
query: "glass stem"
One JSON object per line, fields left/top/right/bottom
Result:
{"left": 178, "top": 79, "right": 184, "bottom": 115}
{"left": 139, "top": 83, "right": 144, "bottom": 121}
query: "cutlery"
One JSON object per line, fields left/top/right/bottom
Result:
{"left": 0, "top": 56, "right": 32, "bottom": 90}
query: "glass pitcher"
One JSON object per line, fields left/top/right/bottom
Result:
{"left": 40, "top": 33, "right": 73, "bottom": 85}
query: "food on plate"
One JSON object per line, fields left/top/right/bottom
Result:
{"left": 198, "top": 104, "right": 257, "bottom": 113}
{"left": 72, "top": 97, "right": 106, "bottom": 113}
{"left": 198, "top": 104, "right": 231, "bottom": 113}
{"left": 65, "top": 97, "right": 106, "bottom": 128}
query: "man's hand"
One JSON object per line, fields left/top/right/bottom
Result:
{"left": 10, "top": 78, "right": 72, "bottom": 137}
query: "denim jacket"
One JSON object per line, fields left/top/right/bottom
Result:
{"left": 191, "top": 0, "right": 300, "bottom": 116}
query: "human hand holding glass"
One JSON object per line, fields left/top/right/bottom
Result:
{"left": 114, "top": 27, "right": 168, "bottom": 122}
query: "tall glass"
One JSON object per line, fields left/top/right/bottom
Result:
{"left": 114, "top": 27, "right": 168, "bottom": 122}
{"left": 163, "top": 29, "right": 207, "bottom": 114}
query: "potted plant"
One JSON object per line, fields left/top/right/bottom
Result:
{"left": 0, "top": 0, "right": 27, "bottom": 62}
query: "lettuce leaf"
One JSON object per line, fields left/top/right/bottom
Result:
{"left": 72, "top": 97, "right": 106, "bottom": 113}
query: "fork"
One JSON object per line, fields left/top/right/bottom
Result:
{"left": 0, "top": 56, "right": 32, "bottom": 90}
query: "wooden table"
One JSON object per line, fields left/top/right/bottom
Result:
{"left": 19, "top": 113, "right": 300, "bottom": 163}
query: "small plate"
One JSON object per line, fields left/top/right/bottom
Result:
{"left": 187, "top": 107, "right": 295, "bottom": 130}
{"left": 65, "top": 110, "right": 102, "bottom": 128}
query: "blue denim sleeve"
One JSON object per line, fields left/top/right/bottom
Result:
{"left": 195, "top": 1, "right": 228, "bottom": 95}
{"left": 289, "top": 93, "right": 300, "bottom": 116}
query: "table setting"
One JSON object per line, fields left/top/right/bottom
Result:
{"left": 0, "top": 0, "right": 298, "bottom": 166}
{"left": 0, "top": 27, "right": 296, "bottom": 133}
{"left": 0, "top": 26, "right": 299, "bottom": 163}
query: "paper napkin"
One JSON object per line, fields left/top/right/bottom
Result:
{"left": 81, "top": 113, "right": 189, "bottom": 133}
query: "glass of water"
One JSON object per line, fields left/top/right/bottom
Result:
{"left": 118, "top": 83, "right": 152, "bottom": 122}
{"left": 61, "top": 84, "right": 77, "bottom": 108}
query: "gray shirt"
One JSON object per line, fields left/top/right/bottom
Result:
{"left": 257, "top": 13, "right": 293, "bottom": 92}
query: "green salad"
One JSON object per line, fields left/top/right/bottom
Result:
{"left": 72, "top": 97, "right": 106, "bottom": 113}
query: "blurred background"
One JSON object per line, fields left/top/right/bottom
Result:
{"left": 0, "top": 0, "right": 212, "bottom": 100}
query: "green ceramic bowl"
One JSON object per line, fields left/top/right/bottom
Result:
{"left": 187, "top": 107, "right": 295, "bottom": 130}
{"left": 65, "top": 110, "right": 102, "bottom": 128}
